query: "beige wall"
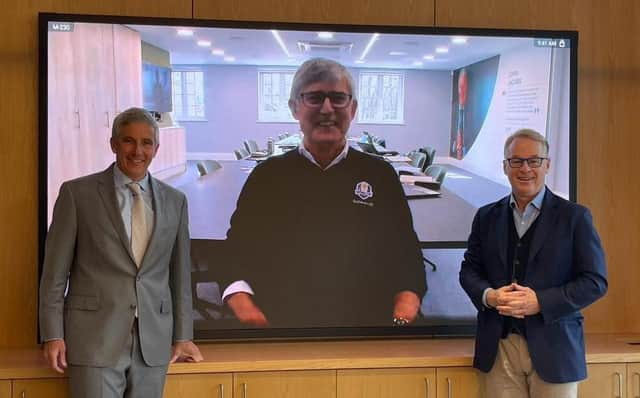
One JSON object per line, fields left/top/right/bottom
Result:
{"left": 1, "top": 0, "right": 637, "bottom": 348}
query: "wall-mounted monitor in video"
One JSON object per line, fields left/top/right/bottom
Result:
{"left": 39, "top": 13, "right": 577, "bottom": 340}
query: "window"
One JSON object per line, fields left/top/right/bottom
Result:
{"left": 258, "top": 70, "right": 296, "bottom": 123}
{"left": 171, "top": 70, "right": 205, "bottom": 121}
{"left": 357, "top": 71, "right": 405, "bottom": 124}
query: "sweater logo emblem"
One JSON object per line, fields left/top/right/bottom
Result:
{"left": 354, "top": 181, "right": 373, "bottom": 200}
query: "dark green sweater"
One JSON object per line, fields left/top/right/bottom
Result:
{"left": 225, "top": 148, "right": 426, "bottom": 328}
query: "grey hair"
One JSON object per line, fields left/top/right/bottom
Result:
{"left": 289, "top": 58, "right": 356, "bottom": 102}
{"left": 504, "top": 128, "right": 549, "bottom": 158}
{"left": 111, "top": 107, "right": 159, "bottom": 145}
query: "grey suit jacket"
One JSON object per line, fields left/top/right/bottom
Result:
{"left": 39, "top": 164, "right": 193, "bottom": 367}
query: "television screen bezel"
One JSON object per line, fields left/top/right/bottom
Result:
{"left": 38, "top": 12, "right": 578, "bottom": 341}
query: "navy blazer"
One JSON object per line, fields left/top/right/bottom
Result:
{"left": 459, "top": 188, "right": 607, "bottom": 383}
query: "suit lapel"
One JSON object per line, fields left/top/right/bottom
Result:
{"left": 97, "top": 165, "right": 136, "bottom": 264}
{"left": 527, "top": 188, "right": 558, "bottom": 265}
{"left": 141, "top": 174, "right": 165, "bottom": 269}
{"left": 494, "top": 197, "right": 510, "bottom": 273}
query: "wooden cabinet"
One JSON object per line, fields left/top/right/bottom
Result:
{"left": 150, "top": 126, "right": 187, "bottom": 180}
{"left": 579, "top": 363, "right": 627, "bottom": 398}
{"left": 163, "top": 373, "right": 232, "bottom": 398}
{"left": 47, "top": 22, "right": 143, "bottom": 221}
{"left": 436, "top": 367, "right": 480, "bottom": 398}
{"left": 0, "top": 381, "right": 9, "bottom": 398}
{"left": 628, "top": 363, "right": 640, "bottom": 398}
{"left": 338, "top": 368, "right": 436, "bottom": 398}
{"left": 113, "top": 24, "right": 143, "bottom": 113}
{"left": 12, "top": 379, "right": 68, "bottom": 398}
{"left": 234, "top": 370, "right": 336, "bottom": 398}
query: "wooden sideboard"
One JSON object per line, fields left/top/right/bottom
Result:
{"left": 2, "top": 334, "right": 640, "bottom": 397}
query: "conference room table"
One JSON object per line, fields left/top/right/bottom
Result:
{"left": 180, "top": 160, "right": 476, "bottom": 248}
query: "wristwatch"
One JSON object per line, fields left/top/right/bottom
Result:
{"left": 393, "top": 317, "right": 409, "bottom": 326}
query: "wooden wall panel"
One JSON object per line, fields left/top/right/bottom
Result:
{"left": 435, "top": 0, "right": 640, "bottom": 333}
{"left": 194, "top": 0, "right": 435, "bottom": 26}
{"left": 1, "top": 0, "right": 638, "bottom": 349}
{"left": 0, "top": 0, "right": 191, "bottom": 349}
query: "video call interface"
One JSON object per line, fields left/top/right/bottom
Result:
{"left": 44, "top": 16, "right": 575, "bottom": 338}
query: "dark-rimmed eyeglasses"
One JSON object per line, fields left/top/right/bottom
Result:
{"left": 299, "top": 91, "right": 353, "bottom": 109}
{"left": 504, "top": 157, "right": 548, "bottom": 168}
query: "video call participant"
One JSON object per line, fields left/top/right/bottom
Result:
{"left": 459, "top": 129, "right": 608, "bottom": 398}
{"left": 39, "top": 108, "right": 202, "bottom": 398}
{"left": 221, "top": 58, "right": 426, "bottom": 328}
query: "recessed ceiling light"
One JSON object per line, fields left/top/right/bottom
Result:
{"left": 355, "top": 60, "right": 365, "bottom": 64}
{"left": 197, "top": 40, "right": 212, "bottom": 47}
{"left": 317, "top": 32, "right": 334, "bottom": 39}
{"left": 177, "top": 29, "right": 193, "bottom": 37}
{"left": 271, "top": 30, "right": 291, "bottom": 57}
{"left": 436, "top": 47, "right": 449, "bottom": 54}
{"left": 389, "top": 51, "right": 407, "bottom": 56}
{"left": 224, "top": 56, "right": 235, "bottom": 62}
{"left": 413, "top": 61, "right": 424, "bottom": 67}
{"left": 423, "top": 54, "right": 435, "bottom": 60}
{"left": 211, "top": 49, "right": 225, "bottom": 56}
{"left": 452, "top": 36, "right": 468, "bottom": 44}
{"left": 359, "top": 33, "right": 379, "bottom": 61}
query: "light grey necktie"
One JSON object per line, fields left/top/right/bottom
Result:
{"left": 128, "top": 182, "right": 149, "bottom": 267}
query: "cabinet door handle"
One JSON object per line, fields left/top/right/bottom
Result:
{"left": 74, "top": 109, "right": 80, "bottom": 128}
{"left": 242, "top": 382, "right": 247, "bottom": 398}
{"left": 634, "top": 372, "right": 640, "bottom": 398}
{"left": 105, "top": 111, "right": 110, "bottom": 128}
{"left": 21, "top": 391, "right": 26, "bottom": 398}
{"left": 614, "top": 372, "right": 623, "bottom": 398}
{"left": 447, "top": 377, "right": 452, "bottom": 398}
{"left": 424, "top": 377, "right": 430, "bottom": 398}
{"left": 219, "top": 383, "right": 224, "bottom": 398}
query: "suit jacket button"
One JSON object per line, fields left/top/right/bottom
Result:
{"left": 130, "top": 304, "right": 137, "bottom": 310}
{"left": 136, "top": 276, "right": 141, "bottom": 282}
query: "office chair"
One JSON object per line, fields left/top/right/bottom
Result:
{"left": 407, "top": 150, "right": 427, "bottom": 170}
{"left": 418, "top": 146, "right": 436, "bottom": 171}
{"left": 372, "top": 136, "right": 387, "bottom": 148}
{"left": 420, "top": 165, "right": 447, "bottom": 190}
{"left": 234, "top": 148, "right": 250, "bottom": 160}
{"left": 196, "top": 160, "right": 222, "bottom": 176}
{"left": 244, "top": 139, "right": 268, "bottom": 157}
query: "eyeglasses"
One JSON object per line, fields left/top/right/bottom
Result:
{"left": 505, "top": 157, "right": 548, "bottom": 168}
{"left": 299, "top": 91, "right": 353, "bottom": 109}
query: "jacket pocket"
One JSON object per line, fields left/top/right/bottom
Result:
{"left": 65, "top": 295, "right": 99, "bottom": 311}
{"left": 160, "top": 299, "right": 172, "bottom": 314}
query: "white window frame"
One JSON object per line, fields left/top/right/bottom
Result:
{"left": 357, "top": 71, "right": 405, "bottom": 125}
{"left": 257, "top": 69, "right": 297, "bottom": 123}
{"left": 171, "top": 69, "right": 206, "bottom": 121}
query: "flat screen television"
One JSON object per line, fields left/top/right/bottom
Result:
{"left": 142, "top": 62, "right": 172, "bottom": 113}
{"left": 39, "top": 13, "right": 577, "bottom": 340}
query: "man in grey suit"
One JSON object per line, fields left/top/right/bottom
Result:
{"left": 39, "top": 107, "right": 203, "bottom": 398}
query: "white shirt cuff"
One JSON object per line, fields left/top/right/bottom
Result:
{"left": 482, "top": 287, "right": 493, "bottom": 308}
{"left": 222, "top": 280, "right": 254, "bottom": 301}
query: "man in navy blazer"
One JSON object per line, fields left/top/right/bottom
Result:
{"left": 460, "top": 128, "right": 607, "bottom": 398}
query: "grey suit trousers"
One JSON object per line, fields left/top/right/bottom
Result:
{"left": 68, "top": 321, "right": 169, "bottom": 398}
